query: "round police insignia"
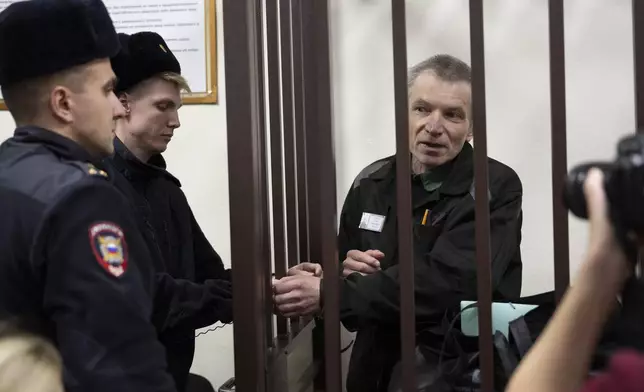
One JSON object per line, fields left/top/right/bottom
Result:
{"left": 88, "top": 222, "right": 128, "bottom": 277}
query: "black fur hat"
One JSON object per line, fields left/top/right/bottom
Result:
{"left": 111, "top": 32, "right": 182, "bottom": 94}
{"left": 0, "top": 0, "right": 120, "bottom": 88}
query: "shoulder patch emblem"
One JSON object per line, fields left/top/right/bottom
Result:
{"left": 87, "top": 163, "right": 108, "bottom": 178}
{"left": 89, "top": 222, "right": 128, "bottom": 277}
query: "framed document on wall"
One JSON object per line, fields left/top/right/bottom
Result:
{"left": 0, "top": 0, "right": 218, "bottom": 110}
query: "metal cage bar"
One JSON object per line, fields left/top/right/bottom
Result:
{"left": 634, "top": 0, "right": 644, "bottom": 132}
{"left": 549, "top": 0, "right": 570, "bottom": 303}
{"left": 469, "top": 1, "right": 495, "bottom": 392}
{"left": 300, "top": 0, "right": 343, "bottom": 389}
{"left": 254, "top": 0, "right": 276, "bottom": 348}
{"left": 265, "top": 0, "right": 288, "bottom": 337}
{"left": 633, "top": 0, "right": 644, "bottom": 274}
{"left": 391, "top": 1, "right": 416, "bottom": 391}
{"left": 280, "top": 0, "right": 303, "bottom": 330}
{"left": 301, "top": 0, "right": 322, "bottom": 265}
{"left": 280, "top": 0, "right": 299, "bottom": 273}
{"left": 292, "top": 0, "right": 311, "bottom": 266}
{"left": 223, "top": 0, "right": 269, "bottom": 390}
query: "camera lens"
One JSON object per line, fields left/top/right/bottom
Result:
{"left": 563, "top": 162, "right": 614, "bottom": 220}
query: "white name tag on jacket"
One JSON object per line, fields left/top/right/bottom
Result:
{"left": 359, "top": 212, "right": 386, "bottom": 232}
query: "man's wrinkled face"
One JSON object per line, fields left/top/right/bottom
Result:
{"left": 408, "top": 71, "right": 472, "bottom": 172}
{"left": 120, "top": 77, "right": 182, "bottom": 157}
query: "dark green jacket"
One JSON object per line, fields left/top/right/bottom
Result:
{"left": 337, "top": 143, "right": 523, "bottom": 391}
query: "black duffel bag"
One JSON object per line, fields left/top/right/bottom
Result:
{"left": 493, "top": 290, "right": 625, "bottom": 384}
{"left": 388, "top": 290, "right": 626, "bottom": 392}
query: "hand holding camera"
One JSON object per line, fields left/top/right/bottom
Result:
{"left": 565, "top": 133, "right": 644, "bottom": 264}
{"left": 507, "top": 133, "right": 644, "bottom": 392}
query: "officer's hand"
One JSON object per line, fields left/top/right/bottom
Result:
{"left": 342, "top": 249, "right": 384, "bottom": 277}
{"left": 287, "top": 262, "right": 323, "bottom": 278}
{"left": 272, "top": 275, "right": 321, "bottom": 318}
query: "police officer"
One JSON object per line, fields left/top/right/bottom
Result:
{"left": 273, "top": 54, "right": 524, "bottom": 391}
{"left": 107, "top": 31, "right": 233, "bottom": 391}
{"left": 0, "top": 1, "right": 176, "bottom": 391}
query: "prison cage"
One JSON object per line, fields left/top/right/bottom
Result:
{"left": 221, "top": 0, "right": 644, "bottom": 391}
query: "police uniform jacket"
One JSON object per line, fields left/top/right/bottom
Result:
{"left": 106, "top": 137, "right": 232, "bottom": 391}
{"left": 336, "top": 142, "right": 523, "bottom": 392}
{"left": 0, "top": 126, "right": 176, "bottom": 392}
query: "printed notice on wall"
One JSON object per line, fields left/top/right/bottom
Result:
{"left": 0, "top": 0, "right": 211, "bottom": 99}
{"left": 106, "top": 1, "right": 209, "bottom": 94}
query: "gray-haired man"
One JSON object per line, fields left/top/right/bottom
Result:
{"left": 274, "top": 54, "right": 524, "bottom": 391}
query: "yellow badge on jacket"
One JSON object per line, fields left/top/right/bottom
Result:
{"left": 87, "top": 163, "right": 108, "bottom": 178}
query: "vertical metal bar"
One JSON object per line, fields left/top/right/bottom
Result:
{"left": 316, "top": 0, "right": 342, "bottom": 387}
{"left": 281, "top": 0, "right": 299, "bottom": 273}
{"left": 303, "top": 17, "right": 322, "bottom": 269}
{"left": 300, "top": 0, "right": 319, "bottom": 347}
{"left": 633, "top": 0, "right": 644, "bottom": 274}
{"left": 285, "top": 0, "right": 306, "bottom": 330}
{"left": 301, "top": 0, "right": 342, "bottom": 389}
{"left": 266, "top": 0, "right": 288, "bottom": 337}
{"left": 301, "top": 0, "right": 321, "bottom": 341}
{"left": 634, "top": 0, "right": 644, "bottom": 132}
{"left": 223, "top": 0, "right": 268, "bottom": 390}
{"left": 469, "top": 1, "right": 494, "bottom": 392}
{"left": 292, "top": 0, "right": 310, "bottom": 264}
{"left": 391, "top": 1, "right": 416, "bottom": 391}
{"left": 254, "top": 0, "right": 275, "bottom": 348}
{"left": 548, "top": 0, "right": 570, "bottom": 303}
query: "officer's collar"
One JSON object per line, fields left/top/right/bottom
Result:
{"left": 13, "top": 126, "right": 106, "bottom": 168}
{"left": 111, "top": 137, "right": 181, "bottom": 186}
{"left": 371, "top": 142, "right": 474, "bottom": 196}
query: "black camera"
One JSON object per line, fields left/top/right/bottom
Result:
{"left": 564, "top": 133, "right": 644, "bottom": 236}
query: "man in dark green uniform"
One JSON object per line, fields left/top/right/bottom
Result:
{"left": 273, "top": 54, "right": 523, "bottom": 391}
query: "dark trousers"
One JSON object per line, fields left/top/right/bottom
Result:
{"left": 186, "top": 374, "right": 214, "bottom": 392}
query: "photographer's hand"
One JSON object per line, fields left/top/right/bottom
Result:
{"left": 506, "top": 169, "right": 633, "bottom": 392}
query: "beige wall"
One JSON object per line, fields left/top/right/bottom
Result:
{"left": 0, "top": 0, "right": 637, "bottom": 389}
